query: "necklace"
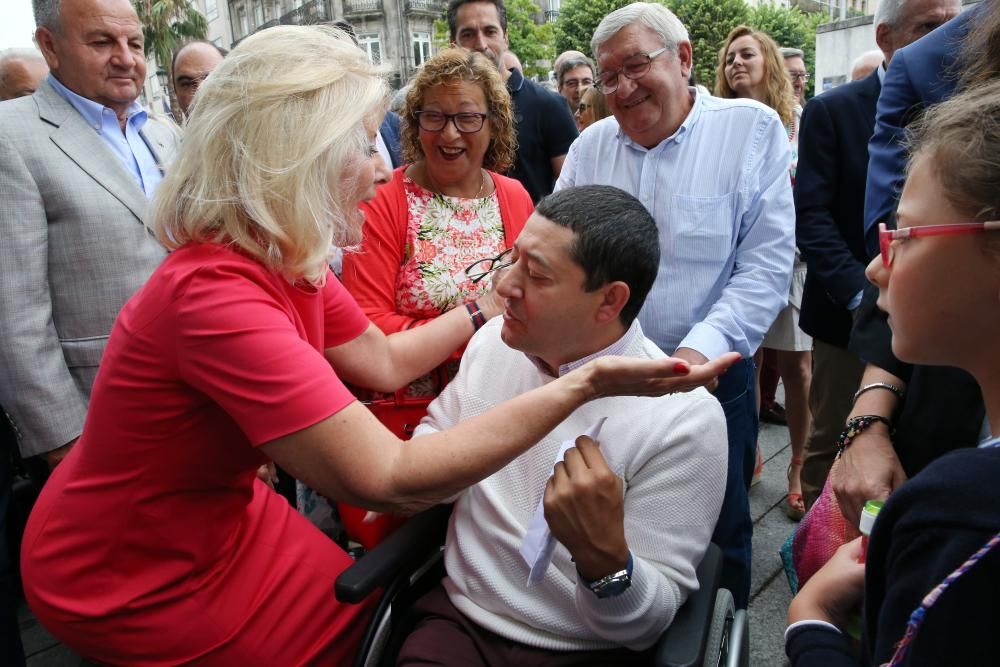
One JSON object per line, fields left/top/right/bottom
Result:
{"left": 417, "top": 163, "right": 487, "bottom": 199}
{"left": 474, "top": 168, "right": 487, "bottom": 198}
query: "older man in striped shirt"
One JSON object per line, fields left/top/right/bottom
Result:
{"left": 556, "top": 2, "right": 795, "bottom": 608}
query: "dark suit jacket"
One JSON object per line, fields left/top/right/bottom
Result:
{"left": 863, "top": 8, "right": 977, "bottom": 255}
{"left": 851, "top": 8, "right": 986, "bottom": 476}
{"left": 795, "top": 70, "right": 880, "bottom": 348}
{"left": 380, "top": 111, "right": 403, "bottom": 168}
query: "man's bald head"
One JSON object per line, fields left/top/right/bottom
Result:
{"left": 171, "top": 40, "right": 227, "bottom": 117}
{"left": 850, "top": 49, "right": 884, "bottom": 81}
{"left": 0, "top": 49, "right": 49, "bottom": 100}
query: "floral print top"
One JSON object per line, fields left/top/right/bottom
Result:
{"left": 395, "top": 174, "right": 506, "bottom": 319}
{"left": 390, "top": 174, "right": 506, "bottom": 396}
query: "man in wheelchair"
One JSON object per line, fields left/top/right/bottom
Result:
{"left": 397, "top": 185, "right": 729, "bottom": 664}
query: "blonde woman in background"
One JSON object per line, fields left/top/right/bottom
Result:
{"left": 574, "top": 84, "right": 612, "bottom": 131}
{"left": 717, "top": 25, "right": 811, "bottom": 520}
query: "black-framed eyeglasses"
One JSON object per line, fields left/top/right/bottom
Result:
{"left": 787, "top": 71, "right": 809, "bottom": 82}
{"left": 414, "top": 110, "right": 489, "bottom": 134}
{"left": 561, "top": 77, "right": 593, "bottom": 90}
{"left": 464, "top": 248, "right": 513, "bottom": 284}
{"left": 596, "top": 47, "right": 669, "bottom": 94}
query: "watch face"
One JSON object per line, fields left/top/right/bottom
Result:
{"left": 590, "top": 572, "right": 632, "bottom": 598}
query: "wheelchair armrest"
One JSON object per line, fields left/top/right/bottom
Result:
{"left": 653, "top": 542, "right": 724, "bottom": 667}
{"left": 334, "top": 503, "right": 452, "bottom": 604}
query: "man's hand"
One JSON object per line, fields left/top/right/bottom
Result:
{"left": 44, "top": 439, "right": 77, "bottom": 470}
{"left": 832, "top": 425, "right": 907, "bottom": 527}
{"left": 543, "top": 436, "right": 628, "bottom": 582}
{"left": 788, "top": 538, "right": 866, "bottom": 628}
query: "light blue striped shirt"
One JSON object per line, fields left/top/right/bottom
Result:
{"left": 556, "top": 89, "right": 795, "bottom": 360}
{"left": 48, "top": 75, "right": 163, "bottom": 198}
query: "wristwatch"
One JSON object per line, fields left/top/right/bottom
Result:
{"left": 584, "top": 552, "right": 634, "bottom": 598}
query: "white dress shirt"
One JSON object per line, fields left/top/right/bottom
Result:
{"left": 556, "top": 88, "right": 795, "bottom": 359}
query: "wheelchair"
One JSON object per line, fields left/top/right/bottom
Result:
{"left": 335, "top": 504, "right": 749, "bottom": 667}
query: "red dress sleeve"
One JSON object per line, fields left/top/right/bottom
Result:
{"left": 322, "top": 270, "right": 371, "bottom": 348}
{"left": 174, "top": 260, "right": 361, "bottom": 446}
{"left": 494, "top": 173, "right": 533, "bottom": 244}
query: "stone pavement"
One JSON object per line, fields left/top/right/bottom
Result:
{"left": 19, "top": 398, "right": 800, "bottom": 666}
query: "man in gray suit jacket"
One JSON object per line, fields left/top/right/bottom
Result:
{"left": 0, "top": 0, "right": 179, "bottom": 467}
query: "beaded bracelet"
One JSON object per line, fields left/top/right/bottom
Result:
{"left": 465, "top": 301, "right": 487, "bottom": 331}
{"left": 853, "top": 382, "right": 904, "bottom": 404}
{"left": 836, "top": 414, "right": 893, "bottom": 457}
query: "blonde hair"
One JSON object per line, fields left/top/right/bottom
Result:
{"left": 151, "top": 25, "right": 387, "bottom": 284}
{"left": 401, "top": 48, "right": 516, "bottom": 173}
{"left": 580, "top": 85, "right": 611, "bottom": 127}
{"left": 715, "top": 26, "right": 795, "bottom": 127}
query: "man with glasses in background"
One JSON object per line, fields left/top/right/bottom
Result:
{"left": 555, "top": 53, "right": 595, "bottom": 117}
{"left": 396, "top": 185, "right": 731, "bottom": 664}
{"left": 556, "top": 2, "right": 795, "bottom": 609}
{"left": 781, "top": 47, "right": 808, "bottom": 107}
{"left": 170, "top": 40, "right": 227, "bottom": 120}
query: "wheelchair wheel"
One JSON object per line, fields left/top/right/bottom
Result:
{"left": 702, "top": 588, "right": 735, "bottom": 667}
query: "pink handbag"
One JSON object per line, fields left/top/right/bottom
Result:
{"left": 792, "top": 459, "right": 861, "bottom": 588}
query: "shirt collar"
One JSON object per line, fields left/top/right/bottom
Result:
{"left": 48, "top": 74, "right": 146, "bottom": 131}
{"left": 506, "top": 65, "right": 525, "bottom": 93}
{"left": 616, "top": 85, "right": 701, "bottom": 152}
{"left": 877, "top": 62, "right": 886, "bottom": 85}
{"left": 525, "top": 319, "right": 644, "bottom": 378}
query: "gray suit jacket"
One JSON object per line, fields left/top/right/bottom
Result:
{"left": 0, "top": 79, "right": 179, "bottom": 457}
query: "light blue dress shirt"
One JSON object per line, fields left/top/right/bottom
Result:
{"left": 48, "top": 75, "right": 163, "bottom": 198}
{"left": 556, "top": 89, "right": 795, "bottom": 360}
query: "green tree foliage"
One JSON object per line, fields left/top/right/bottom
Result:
{"left": 554, "top": 0, "right": 639, "bottom": 57}
{"left": 133, "top": 0, "right": 207, "bottom": 71}
{"left": 133, "top": 0, "right": 207, "bottom": 117}
{"left": 506, "top": 0, "right": 557, "bottom": 78}
{"left": 749, "top": 3, "right": 824, "bottom": 100}
{"left": 669, "top": 0, "right": 749, "bottom": 88}
{"left": 554, "top": 0, "right": 824, "bottom": 93}
{"left": 433, "top": 0, "right": 555, "bottom": 79}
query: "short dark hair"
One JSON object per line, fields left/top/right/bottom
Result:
{"left": 171, "top": 40, "right": 229, "bottom": 74}
{"left": 535, "top": 186, "right": 659, "bottom": 326}
{"left": 447, "top": 0, "right": 507, "bottom": 42}
{"left": 556, "top": 56, "right": 594, "bottom": 86}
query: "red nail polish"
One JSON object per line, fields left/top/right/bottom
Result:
{"left": 673, "top": 363, "right": 690, "bottom": 375}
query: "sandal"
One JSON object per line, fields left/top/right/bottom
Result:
{"left": 785, "top": 457, "right": 805, "bottom": 521}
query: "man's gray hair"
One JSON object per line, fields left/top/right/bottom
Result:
{"left": 33, "top": 0, "right": 61, "bottom": 31}
{"left": 780, "top": 47, "right": 804, "bottom": 60}
{"left": 874, "top": 0, "right": 906, "bottom": 29}
{"left": 592, "top": 2, "right": 689, "bottom": 60}
{"left": 557, "top": 56, "right": 594, "bottom": 85}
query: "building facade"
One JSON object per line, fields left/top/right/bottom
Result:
{"left": 197, "top": 0, "right": 445, "bottom": 90}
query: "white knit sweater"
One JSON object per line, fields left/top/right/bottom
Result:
{"left": 412, "top": 318, "right": 728, "bottom": 651}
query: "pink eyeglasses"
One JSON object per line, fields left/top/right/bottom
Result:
{"left": 878, "top": 221, "right": 1000, "bottom": 267}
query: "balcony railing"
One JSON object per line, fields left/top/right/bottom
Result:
{"left": 278, "top": 0, "right": 331, "bottom": 25}
{"left": 344, "top": 0, "right": 384, "bottom": 15}
{"left": 406, "top": 0, "right": 444, "bottom": 13}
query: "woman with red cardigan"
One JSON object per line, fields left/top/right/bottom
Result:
{"left": 342, "top": 48, "right": 533, "bottom": 397}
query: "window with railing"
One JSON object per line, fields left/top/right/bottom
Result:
{"left": 206, "top": 0, "right": 219, "bottom": 21}
{"left": 359, "top": 33, "right": 383, "bottom": 65}
{"left": 412, "top": 32, "right": 432, "bottom": 67}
